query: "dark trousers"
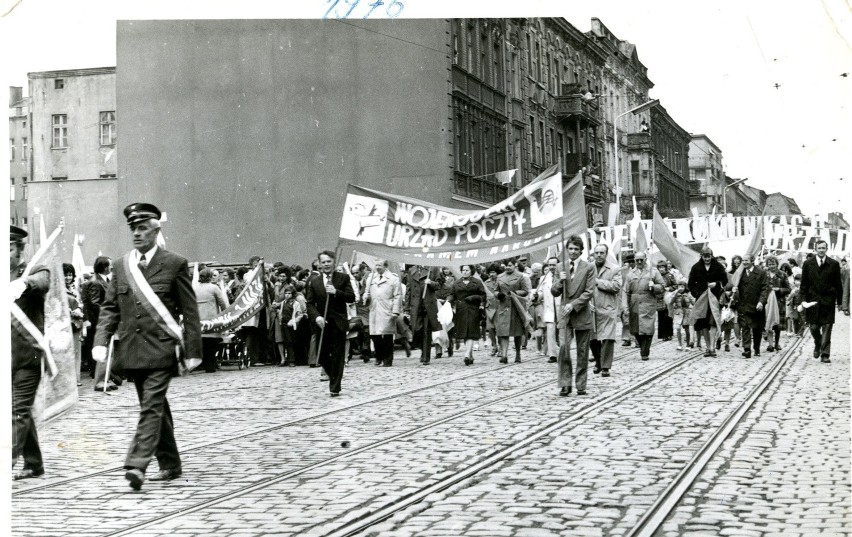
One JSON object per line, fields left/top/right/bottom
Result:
{"left": 419, "top": 326, "right": 434, "bottom": 363}
{"left": 12, "top": 366, "right": 43, "bottom": 470}
{"left": 739, "top": 313, "right": 764, "bottom": 352}
{"left": 657, "top": 309, "right": 673, "bottom": 339}
{"left": 201, "top": 338, "right": 218, "bottom": 372}
{"left": 636, "top": 334, "right": 653, "bottom": 357}
{"left": 590, "top": 339, "right": 614, "bottom": 370}
{"left": 318, "top": 323, "right": 347, "bottom": 394}
{"left": 125, "top": 368, "right": 180, "bottom": 472}
{"left": 371, "top": 334, "right": 394, "bottom": 364}
{"left": 82, "top": 329, "right": 96, "bottom": 376}
{"left": 558, "top": 328, "right": 591, "bottom": 392}
{"left": 242, "top": 326, "right": 266, "bottom": 365}
{"left": 810, "top": 323, "right": 834, "bottom": 358}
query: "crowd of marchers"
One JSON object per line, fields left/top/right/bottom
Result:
{"left": 10, "top": 204, "right": 851, "bottom": 486}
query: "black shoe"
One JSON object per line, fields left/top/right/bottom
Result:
{"left": 716, "top": 339, "right": 722, "bottom": 350}
{"left": 375, "top": 360, "right": 383, "bottom": 366}
{"left": 463, "top": 357, "right": 473, "bottom": 366}
{"left": 742, "top": 350, "right": 752, "bottom": 358}
{"left": 330, "top": 391, "right": 340, "bottom": 397}
{"left": 641, "top": 356, "right": 649, "bottom": 361}
{"left": 149, "top": 467, "right": 182, "bottom": 481}
{"left": 125, "top": 469, "right": 145, "bottom": 490}
{"left": 435, "top": 350, "right": 443, "bottom": 359}
{"left": 709, "top": 351, "right": 717, "bottom": 357}
{"left": 13, "top": 467, "right": 44, "bottom": 480}
{"left": 514, "top": 357, "right": 522, "bottom": 363}
{"left": 382, "top": 362, "right": 393, "bottom": 367}
{"left": 766, "top": 345, "right": 775, "bottom": 352}
{"left": 447, "top": 348, "right": 453, "bottom": 357}
{"left": 601, "top": 370, "right": 610, "bottom": 377}
{"left": 754, "top": 350, "right": 761, "bottom": 357}
{"left": 687, "top": 343, "right": 694, "bottom": 348}
{"left": 576, "top": 390, "right": 587, "bottom": 396}
{"left": 499, "top": 357, "right": 508, "bottom": 364}
{"left": 559, "top": 386, "right": 571, "bottom": 397}
{"left": 490, "top": 348, "right": 498, "bottom": 357}
{"left": 775, "top": 344, "right": 782, "bottom": 352}
{"left": 622, "top": 341, "right": 632, "bottom": 347}
{"left": 593, "top": 367, "right": 602, "bottom": 375}
{"left": 821, "top": 356, "right": 831, "bottom": 363}
{"left": 724, "top": 344, "right": 730, "bottom": 352}
{"left": 548, "top": 356, "right": 557, "bottom": 363}
{"left": 704, "top": 350, "right": 712, "bottom": 357}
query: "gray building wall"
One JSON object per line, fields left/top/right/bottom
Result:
{"left": 117, "top": 19, "right": 452, "bottom": 264}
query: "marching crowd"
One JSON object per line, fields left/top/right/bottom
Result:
{"left": 10, "top": 202, "right": 851, "bottom": 487}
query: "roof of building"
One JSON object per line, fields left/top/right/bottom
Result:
{"left": 28, "top": 67, "right": 116, "bottom": 79}
{"left": 764, "top": 193, "right": 803, "bottom": 215}
{"left": 689, "top": 134, "right": 722, "bottom": 154}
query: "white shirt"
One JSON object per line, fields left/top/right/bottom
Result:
{"left": 133, "top": 244, "right": 158, "bottom": 265}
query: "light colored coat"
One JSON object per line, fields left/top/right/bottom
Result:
{"left": 592, "top": 263, "right": 622, "bottom": 341}
{"left": 364, "top": 271, "right": 402, "bottom": 336}
{"left": 537, "top": 271, "right": 561, "bottom": 323}
{"left": 625, "top": 266, "right": 666, "bottom": 336}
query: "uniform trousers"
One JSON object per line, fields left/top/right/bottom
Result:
{"left": 125, "top": 368, "right": 181, "bottom": 472}
{"left": 810, "top": 323, "right": 834, "bottom": 358}
{"left": 318, "top": 323, "right": 347, "bottom": 394}
{"left": 590, "top": 339, "right": 614, "bottom": 370}
{"left": 12, "top": 366, "right": 43, "bottom": 470}
{"left": 558, "top": 328, "right": 591, "bottom": 392}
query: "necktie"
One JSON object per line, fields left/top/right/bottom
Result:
{"left": 569, "top": 261, "right": 575, "bottom": 279}
{"left": 138, "top": 254, "right": 148, "bottom": 270}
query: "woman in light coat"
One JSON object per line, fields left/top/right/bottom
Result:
{"left": 625, "top": 252, "right": 666, "bottom": 360}
{"left": 537, "top": 257, "right": 562, "bottom": 362}
{"left": 194, "top": 268, "right": 229, "bottom": 372}
{"left": 363, "top": 260, "right": 402, "bottom": 366}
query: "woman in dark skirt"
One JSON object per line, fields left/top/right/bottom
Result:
{"left": 449, "top": 264, "right": 487, "bottom": 365}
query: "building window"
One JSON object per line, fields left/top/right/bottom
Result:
{"left": 513, "top": 126, "right": 524, "bottom": 185}
{"left": 529, "top": 115, "right": 537, "bottom": 164}
{"left": 100, "top": 173, "right": 117, "bottom": 179}
{"left": 52, "top": 114, "right": 68, "bottom": 148}
{"left": 100, "top": 111, "right": 116, "bottom": 145}
{"left": 549, "top": 128, "right": 556, "bottom": 166}
{"left": 9, "top": 139, "right": 13, "bottom": 161}
{"left": 526, "top": 34, "right": 533, "bottom": 81}
{"left": 492, "top": 36, "right": 502, "bottom": 90}
{"left": 10, "top": 178, "right": 15, "bottom": 201}
{"left": 22, "top": 184, "right": 28, "bottom": 200}
{"left": 538, "top": 120, "right": 545, "bottom": 165}
{"left": 22, "top": 217, "right": 28, "bottom": 226}
{"left": 52, "top": 176, "right": 68, "bottom": 181}
{"left": 452, "top": 19, "right": 462, "bottom": 65}
{"left": 510, "top": 50, "right": 520, "bottom": 97}
{"left": 535, "top": 42, "right": 542, "bottom": 81}
{"left": 480, "top": 29, "right": 489, "bottom": 82}
{"left": 557, "top": 133, "right": 564, "bottom": 168}
{"left": 631, "top": 160, "right": 640, "bottom": 195}
{"left": 54, "top": 79, "right": 65, "bottom": 89}
{"left": 466, "top": 21, "right": 476, "bottom": 74}
{"left": 22, "top": 137, "right": 28, "bottom": 161}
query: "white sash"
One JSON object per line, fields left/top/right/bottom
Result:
{"left": 124, "top": 254, "right": 184, "bottom": 344}
{"left": 11, "top": 302, "right": 58, "bottom": 378}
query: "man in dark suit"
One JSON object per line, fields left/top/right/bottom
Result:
{"left": 93, "top": 203, "right": 202, "bottom": 490}
{"left": 306, "top": 250, "right": 356, "bottom": 396}
{"left": 82, "top": 256, "right": 116, "bottom": 391}
{"left": 732, "top": 253, "right": 770, "bottom": 358}
{"left": 551, "top": 235, "right": 596, "bottom": 396}
{"left": 404, "top": 266, "right": 442, "bottom": 364}
{"left": 10, "top": 225, "right": 51, "bottom": 480}
{"left": 800, "top": 239, "right": 843, "bottom": 363}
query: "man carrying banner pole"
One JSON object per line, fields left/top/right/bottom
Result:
{"left": 92, "top": 203, "right": 202, "bottom": 490}
{"left": 688, "top": 246, "right": 728, "bottom": 357}
{"left": 306, "top": 250, "right": 355, "bottom": 395}
{"left": 10, "top": 225, "right": 51, "bottom": 480}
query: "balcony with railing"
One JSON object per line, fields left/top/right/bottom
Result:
{"left": 627, "top": 132, "right": 652, "bottom": 150}
{"left": 554, "top": 83, "right": 601, "bottom": 127}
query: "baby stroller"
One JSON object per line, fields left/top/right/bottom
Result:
{"left": 216, "top": 332, "right": 250, "bottom": 370}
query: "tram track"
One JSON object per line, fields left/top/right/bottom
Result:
{"left": 83, "top": 345, "right": 699, "bottom": 537}
{"left": 622, "top": 334, "right": 807, "bottom": 537}
{"left": 13, "top": 342, "right": 657, "bottom": 497}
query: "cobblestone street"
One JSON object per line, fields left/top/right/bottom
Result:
{"left": 12, "top": 321, "right": 851, "bottom": 536}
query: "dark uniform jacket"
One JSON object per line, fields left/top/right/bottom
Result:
{"left": 81, "top": 274, "right": 109, "bottom": 327}
{"left": 305, "top": 271, "right": 356, "bottom": 333}
{"left": 94, "top": 249, "right": 202, "bottom": 370}
{"left": 801, "top": 256, "right": 843, "bottom": 325}
{"left": 11, "top": 264, "right": 50, "bottom": 371}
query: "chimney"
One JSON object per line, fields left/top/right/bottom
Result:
{"left": 9, "top": 86, "right": 23, "bottom": 107}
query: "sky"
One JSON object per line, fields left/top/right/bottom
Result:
{"left": 2, "top": 0, "right": 850, "bottom": 217}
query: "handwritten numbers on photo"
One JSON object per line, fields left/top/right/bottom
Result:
{"left": 323, "top": 0, "right": 404, "bottom": 19}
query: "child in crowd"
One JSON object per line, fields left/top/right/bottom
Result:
{"left": 671, "top": 278, "right": 695, "bottom": 351}
{"left": 787, "top": 274, "right": 805, "bottom": 337}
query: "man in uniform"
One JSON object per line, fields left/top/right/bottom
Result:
{"left": 93, "top": 203, "right": 202, "bottom": 490}
{"left": 11, "top": 225, "right": 51, "bottom": 480}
